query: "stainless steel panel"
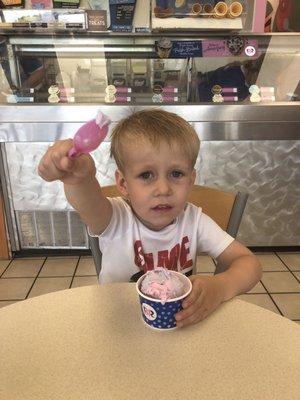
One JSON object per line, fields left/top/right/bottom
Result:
{"left": 0, "top": 105, "right": 299, "bottom": 141}
{"left": 69, "top": 212, "right": 88, "bottom": 248}
{"left": 4, "top": 141, "right": 115, "bottom": 211}
{"left": 1, "top": 121, "right": 299, "bottom": 142}
{"left": 16, "top": 211, "right": 37, "bottom": 248}
{"left": 4, "top": 140, "right": 300, "bottom": 247}
{"left": 0, "top": 143, "right": 19, "bottom": 249}
{"left": 52, "top": 212, "right": 70, "bottom": 247}
{"left": 198, "top": 141, "right": 300, "bottom": 246}
{"left": 1, "top": 104, "right": 299, "bottom": 123}
{"left": 16, "top": 210, "right": 88, "bottom": 249}
{"left": 35, "top": 211, "right": 53, "bottom": 247}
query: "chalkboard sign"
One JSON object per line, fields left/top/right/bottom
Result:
{"left": 109, "top": 0, "right": 136, "bottom": 32}
{"left": 87, "top": 10, "right": 107, "bottom": 31}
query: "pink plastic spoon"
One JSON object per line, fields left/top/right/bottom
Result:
{"left": 68, "top": 111, "right": 111, "bottom": 158}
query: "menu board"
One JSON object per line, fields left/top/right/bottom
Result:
{"left": 87, "top": 10, "right": 107, "bottom": 31}
{"left": 109, "top": 0, "right": 136, "bottom": 32}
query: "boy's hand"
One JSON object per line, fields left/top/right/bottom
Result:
{"left": 38, "top": 139, "right": 96, "bottom": 186}
{"left": 175, "top": 275, "right": 225, "bottom": 328}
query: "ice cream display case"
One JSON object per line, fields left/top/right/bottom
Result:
{"left": 0, "top": 31, "right": 299, "bottom": 253}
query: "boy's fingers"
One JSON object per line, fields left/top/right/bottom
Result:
{"left": 38, "top": 141, "right": 74, "bottom": 181}
{"left": 38, "top": 158, "right": 66, "bottom": 181}
{"left": 182, "top": 277, "right": 203, "bottom": 309}
{"left": 176, "top": 295, "right": 202, "bottom": 322}
{"left": 48, "top": 139, "right": 73, "bottom": 166}
{"left": 176, "top": 299, "right": 209, "bottom": 328}
{"left": 51, "top": 150, "right": 71, "bottom": 172}
{"left": 176, "top": 307, "right": 203, "bottom": 328}
{"left": 59, "top": 155, "right": 76, "bottom": 172}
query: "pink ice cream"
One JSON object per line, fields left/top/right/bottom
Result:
{"left": 140, "top": 268, "right": 187, "bottom": 304}
{"left": 68, "top": 111, "right": 111, "bottom": 158}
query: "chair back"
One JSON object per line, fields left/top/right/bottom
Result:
{"left": 90, "top": 184, "right": 248, "bottom": 276}
{"left": 187, "top": 185, "right": 248, "bottom": 237}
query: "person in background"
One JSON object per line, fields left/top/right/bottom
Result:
{"left": 197, "top": 55, "right": 265, "bottom": 102}
{"left": 38, "top": 109, "right": 262, "bottom": 327}
{"left": 0, "top": 36, "right": 45, "bottom": 98}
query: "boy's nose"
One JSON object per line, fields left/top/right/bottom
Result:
{"left": 154, "top": 178, "right": 171, "bottom": 196}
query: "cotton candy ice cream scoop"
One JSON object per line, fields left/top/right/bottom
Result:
{"left": 68, "top": 111, "right": 111, "bottom": 158}
{"left": 140, "top": 267, "right": 186, "bottom": 304}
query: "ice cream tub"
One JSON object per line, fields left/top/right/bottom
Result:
{"left": 136, "top": 268, "right": 192, "bottom": 330}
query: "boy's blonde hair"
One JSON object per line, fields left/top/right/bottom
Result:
{"left": 110, "top": 109, "right": 200, "bottom": 171}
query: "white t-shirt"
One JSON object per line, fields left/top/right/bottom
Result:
{"left": 90, "top": 197, "right": 234, "bottom": 284}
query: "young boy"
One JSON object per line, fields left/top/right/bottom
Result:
{"left": 38, "top": 109, "right": 261, "bottom": 328}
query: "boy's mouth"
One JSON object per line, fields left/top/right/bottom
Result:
{"left": 151, "top": 204, "right": 172, "bottom": 211}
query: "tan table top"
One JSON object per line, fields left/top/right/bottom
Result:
{"left": 0, "top": 283, "right": 299, "bottom": 400}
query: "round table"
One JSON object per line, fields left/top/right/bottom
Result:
{"left": 0, "top": 283, "right": 299, "bottom": 400}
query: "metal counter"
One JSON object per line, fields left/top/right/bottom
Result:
{"left": 0, "top": 104, "right": 299, "bottom": 250}
{"left": 0, "top": 104, "right": 299, "bottom": 141}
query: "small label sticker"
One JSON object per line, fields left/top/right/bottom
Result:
{"left": 142, "top": 303, "right": 157, "bottom": 321}
{"left": 245, "top": 45, "right": 256, "bottom": 57}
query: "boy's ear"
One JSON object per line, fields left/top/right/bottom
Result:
{"left": 115, "top": 169, "right": 129, "bottom": 197}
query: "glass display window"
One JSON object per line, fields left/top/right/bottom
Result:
{"left": 0, "top": 33, "right": 299, "bottom": 105}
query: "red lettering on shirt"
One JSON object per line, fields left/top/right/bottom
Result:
{"left": 134, "top": 240, "right": 154, "bottom": 271}
{"left": 133, "top": 237, "right": 193, "bottom": 272}
{"left": 157, "top": 244, "right": 180, "bottom": 270}
{"left": 180, "top": 236, "right": 193, "bottom": 269}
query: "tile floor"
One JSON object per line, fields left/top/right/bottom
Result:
{"left": 0, "top": 252, "right": 299, "bottom": 324}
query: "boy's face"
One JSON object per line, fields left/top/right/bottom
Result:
{"left": 115, "top": 140, "right": 196, "bottom": 231}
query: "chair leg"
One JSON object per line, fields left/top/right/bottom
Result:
{"left": 89, "top": 236, "right": 102, "bottom": 277}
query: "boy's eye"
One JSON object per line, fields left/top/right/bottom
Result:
{"left": 171, "top": 170, "right": 184, "bottom": 178}
{"left": 139, "top": 171, "right": 153, "bottom": 180}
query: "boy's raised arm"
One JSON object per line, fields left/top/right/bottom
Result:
{"left": 38, "top": 139, "right": 112, "bottom": 235}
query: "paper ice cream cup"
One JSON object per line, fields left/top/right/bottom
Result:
{"left": 136, "top": 271, "right": 192, "bottom": 330}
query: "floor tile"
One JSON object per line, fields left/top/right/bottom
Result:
{"left": 71, "top": 276, "right": 99, "bottom": 288}
{"left": 0, "top": 259, "right": 11, "bottom": 276}
{"left": 0, "top": 278, "right": 35, "bottom": 300}
{"left": 247, "top": 281, "right": 266, "bottom": 294}
{"left": 238, "top": 294, "right": 280, "bottom": 314}
{"left": 270, "top": 294, "right": 300, "bottom": 320}
{"left": 294, "top": 271, "right": 300, "bottom": 281}
{"left": 261, "top": 272, "right": 300, "bottom": 293}
{"left": 276, "top": 252, "right": 300, "bottom": 271}
{"left": 196, "top": 255, "right": 215, "bottom": 273}
{"left": 75, "top": 257, "right": 97, "bottom": 276}
{"left": 39, "top": 257, "right": 78, "bottom": 277}
{"left": 256, "top": 254, "right": 288, "bottom": 272}
{"left": 0, "top": 300, "right": 20, "bottom": 308}
{"left": 28, "top": 277, "right": 72, "bottom": 298}
{"left": 2, "top": 258, "right": 45, "bottom": 278}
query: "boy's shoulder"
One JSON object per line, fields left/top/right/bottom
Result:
{"left": 184, "top": 201, "right": 203, "bottom": 215}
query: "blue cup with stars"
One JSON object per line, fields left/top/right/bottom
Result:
{"left": 136, "top": 271, "right": 192, "bottom": 330}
